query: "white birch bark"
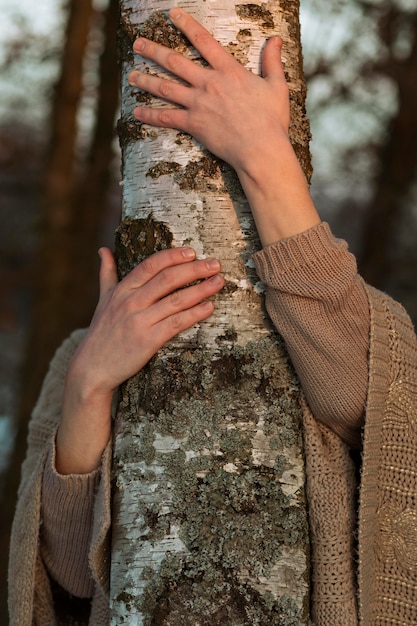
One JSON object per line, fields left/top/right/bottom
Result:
{"left": 111, "top": 1, "right": 312, "bottom": 624}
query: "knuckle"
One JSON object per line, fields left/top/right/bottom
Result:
{"left": 193, "top": 30, "right": 211, "bottom": 48}
{"left": 154, "top": 267, "right": 172, "bottom": 292}
{"left": 158, "top": 109, "right": 172, "bottom": 126}
{"left": 138, "top": 255, "right": 157, "bottom": 278}
{"left": 159, "top": 80, "right": 172, "bottom": 98}
{"left": 169, "top": 312, "right": 183, "bottom": 331}
{"left": 167, "top": 51, "right": 182, "bottom": 72}
{"left": 169, "top": 289, "right": 183, "bottom": 308}
{"left": 123, "top": 292, "right": 139, "bottom": 316}
{"left": 192, "top": 261, "right": 206, "bottom": 279}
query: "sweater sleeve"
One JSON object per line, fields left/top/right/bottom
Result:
{"left": 40, "top": 436, "right": 100, "bottom": 598}
{"left": 8, "top": 329, "right": 94, "bottom": 624}
{"left": 252, "top": 222, "right": 370, "bottom": 448}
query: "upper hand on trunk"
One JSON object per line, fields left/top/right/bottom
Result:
{"left": 127, "top": 7, "right": 320, "bottom": 245}
{"left": 128, "top": 7, "right": 290, "bottom": 177}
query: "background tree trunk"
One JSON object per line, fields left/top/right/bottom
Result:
{"left": 0, "top": 0, "right": 119, "bottom": 617}
{"left": 358, "top": 10, "right": 417, "bottom": 289}
{"left": 112, "top": 1, "right": 312, "bottom": 624}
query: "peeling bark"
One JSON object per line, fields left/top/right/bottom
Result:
{"left": 112, "top": 2, "right": 312, "bottom": 623}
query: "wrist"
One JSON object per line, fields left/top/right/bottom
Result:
{"left": 236, "top": 141, "right": 320, "bottom": 245}
{"left": 56, "top": 361, "right": 114, "bottom": 474}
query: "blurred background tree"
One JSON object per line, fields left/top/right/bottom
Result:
{"left": 0, "top": 0, "right": 415, "bottom": 619}
{"left": 0, "top": 0, "right": 121, "bottom": 617}
{"left": 302, "top": 0, "right": 417, "bottom": 315}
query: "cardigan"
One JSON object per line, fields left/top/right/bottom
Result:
{"left": 8, "top": 222, "right": 417, "bottom": 624}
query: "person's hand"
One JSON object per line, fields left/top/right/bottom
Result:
{"left": 56, "top": 246, "right": 224, "bottom": 474}
{"left": 128, "top": 7, "right": 320, "bottom": 244}
{"left": 128, "top": 7, "right": 289, "bottom": 177}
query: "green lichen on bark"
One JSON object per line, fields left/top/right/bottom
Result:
{"left": 113, "top": 336, "right": 309, "bottom": 625}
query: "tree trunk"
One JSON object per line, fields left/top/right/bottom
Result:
{"left": 112, "top": 1, "right": 312, "bottom": 624}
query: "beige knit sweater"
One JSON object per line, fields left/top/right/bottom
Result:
{"left": 9, "top": 222, "right": 417, "bottom": 625}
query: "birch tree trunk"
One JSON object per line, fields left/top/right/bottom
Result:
{"left": 112, "top": 1, "right": 312, "bottom": 624}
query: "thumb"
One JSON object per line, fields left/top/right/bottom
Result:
{"left": 98, "top": 247, "right": 118, "bottom": 299}
{"left": 261, "top": 37, "right": 286, "bottom": 82}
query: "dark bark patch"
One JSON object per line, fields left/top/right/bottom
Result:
{"left": 137, "top": 11, "right": 188, "bottom": 51}
{"left": 174, "top": 156, "right": 222, "bottom": 192}
{"left": 117, "top": 116, "right": 150, "bottom": 145}
{"left": 146, "top": 161, "right": 182, "bottom": 179}
{"left": 115, "top": 216, "right": 173, "bottom": 278}
{"left": 236, "top": 4, "right": 275, "bottom": 29}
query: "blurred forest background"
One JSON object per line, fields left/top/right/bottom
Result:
{"left": 0, "top": 0, "right": 416, "bottom": 618}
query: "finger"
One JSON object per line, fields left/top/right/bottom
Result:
{"left": 90, "top": 248, "right": 119, "bottom": 324}
{"left": 133, "top": 38, "right": 202, "bottom": 87}
{"left": 123, "top": 247, "right": 197, "bottom": 290}
{"left": 168, "top": 7, "right": 233, "bottom": 71}
{"left": 132, "top": 257, "right": 223, "bottom": 308}
{"left": 98, "top": 248, "right": 118, "bottom": 298}
{"left": 140, "top": 299, "right": 214, "bottom": 357}
{"left": 133, "top": 104, "right": 190, "bottom": 131}
{"left": 148, "top": 276, "right": 224, "bottom": 348}
{"left": 128, "top": 69, "right": 193, "bottom": 108}
{"left": 151, "top": 271, "right": 224, "bottom": 320}
{"left": 261, "top": 37, "right": 287, "bottom": 83}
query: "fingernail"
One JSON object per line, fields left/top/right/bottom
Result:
{"left": 182, "top": 247, "right": 196, "bottom": 259}
{"left": 128, "top": 70, "right": 140, "bottom": 86}
{"left": 170, "top": 8, "right": 182, "bottom": 20}
{"left": 133, "top": 38, "right": 145, "bottom": 52}
{"left": 209, "top": 274, "right": 223, "bottom": 286}
{"left": 200, "top": 301, "right": 214, "bottom": 312}
{"left": 206, "top": 258, "right": 221, "bottom": 271}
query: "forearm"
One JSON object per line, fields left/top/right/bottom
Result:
{"left": 56, "top": 356, "right": 113, "bottom": 475}
{"left": 236, "top": 139, "right": 320, "bottom": 246}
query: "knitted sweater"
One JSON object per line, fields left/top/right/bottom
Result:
{"left": 8, "top": 222, "right": 417, "bottom": 625}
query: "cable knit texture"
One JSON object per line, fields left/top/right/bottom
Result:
{"left": 8, "top": 223, "right": 417, "bottom": 625}
{"left": 359, "top": 286, "right": 417, "bottom": 625}
{"left": 302, "top": 404, "right": 359, "bottom": 625}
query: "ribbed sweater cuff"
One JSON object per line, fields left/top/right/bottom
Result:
{"left": 44, "top": 435, "right": 101, "bottom": 498}
{"left": 41, "top": 435, "right": 100, "bottom": 598}
{"left": 252, "top": 222, "right": 356, "bottom": 300}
